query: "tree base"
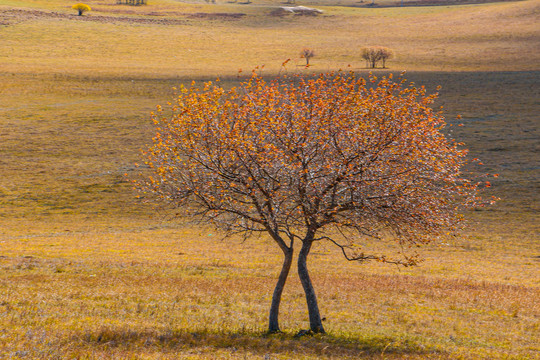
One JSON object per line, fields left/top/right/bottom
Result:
{"left": 293, "top": 329, "right": 326, "bottom": 338}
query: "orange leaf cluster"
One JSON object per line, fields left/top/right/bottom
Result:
{"left": 138, "top": 71, "right": 483, "bottom": 264}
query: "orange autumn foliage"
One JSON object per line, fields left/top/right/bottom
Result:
{"left": 142, "top": 72, "right": 480, "bottom": 251}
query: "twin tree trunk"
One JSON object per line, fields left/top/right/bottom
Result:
{"left": 268, "top": 237, "right": 325, "bottom": 334}
{"left": 268, "top": 246, "right": 293, "bottom": 333}
{"left": 298, "top": 239, "right": 325, "bottom": 333}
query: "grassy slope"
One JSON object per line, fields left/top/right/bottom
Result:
{"left": 0, "top": 0, "right": 539, "bottom": 358}
{"left": 0, "top": 0, "right": 539, "bottom": 75}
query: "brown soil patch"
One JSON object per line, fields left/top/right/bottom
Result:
{"left": 0, "top": 8, "right": 245, "bottom": 26}
{"left": 187, "top": 12, "right": 246, "bottom": 20}
{"left": 402, "top": 0, "right": 519, "bottom": 5}
{"left": 0, "top": 9, "right": 19, "bottom": 26}
{"left": 353, "top": 0, "right": 521, "bottom": 7}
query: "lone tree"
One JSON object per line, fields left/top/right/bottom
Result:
{"left": 378, "top": 47, "right": 393, "bottom": 68}
{"left": 362, "top": 46, "right": 393, "bottom": 68}
{"left": 138, "top": 72, "right": 485, "bottom": 334}
{"left": 72, "top": 3, "right": 91, "bottom": 16}
{"left": 300, "top": 48, "right": 315, "bottom": 66}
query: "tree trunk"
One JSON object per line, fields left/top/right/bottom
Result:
{"left": 268, "top": 246, "right": 293, "bottom": 333}
{"left": 78, "top": 9, "right": 83, "bottom": 16}
{"left": 298, "top": 238, "right": 325, "bottom": 333}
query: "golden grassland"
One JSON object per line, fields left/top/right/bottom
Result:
{"left": 1, "top": 217, "right": 538, "bottom": 359}
{"left": 0, "top": 0, "right": 539, "bottom": 358}
{"left": 0, "top": 0, "right": 539, "bottom": 76}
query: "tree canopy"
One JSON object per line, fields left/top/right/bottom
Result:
{"left": 72, "top": 3, "right": 91, "bottom": 16}
{"left": 138, "top": 72, "right": 487, "bottom": 333}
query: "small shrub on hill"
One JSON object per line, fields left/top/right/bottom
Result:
{"left": 72, "top": 3, "right": 91, "bottom": 16}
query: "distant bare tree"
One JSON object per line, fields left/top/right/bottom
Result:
{"left": 361, "top": 46, "right": 393, "bottom": 68}
{"left": 361, "top": 47, "right": 378, "bottom": 68}
{"left": 378, "top": 47, "right": 393, "bottom": 68}
{"left": 300, "top": 48, "right": 315, "bottom": 66}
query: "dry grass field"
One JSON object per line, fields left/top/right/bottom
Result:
{"left": 0, "top": 0, "right": 539, "bottom": 358}
{"left": 1, "top": 0, "right": 539, "bottom": 75}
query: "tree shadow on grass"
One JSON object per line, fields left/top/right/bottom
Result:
{"left": 75, "top": 326, "right": 442, "bottom": 358}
